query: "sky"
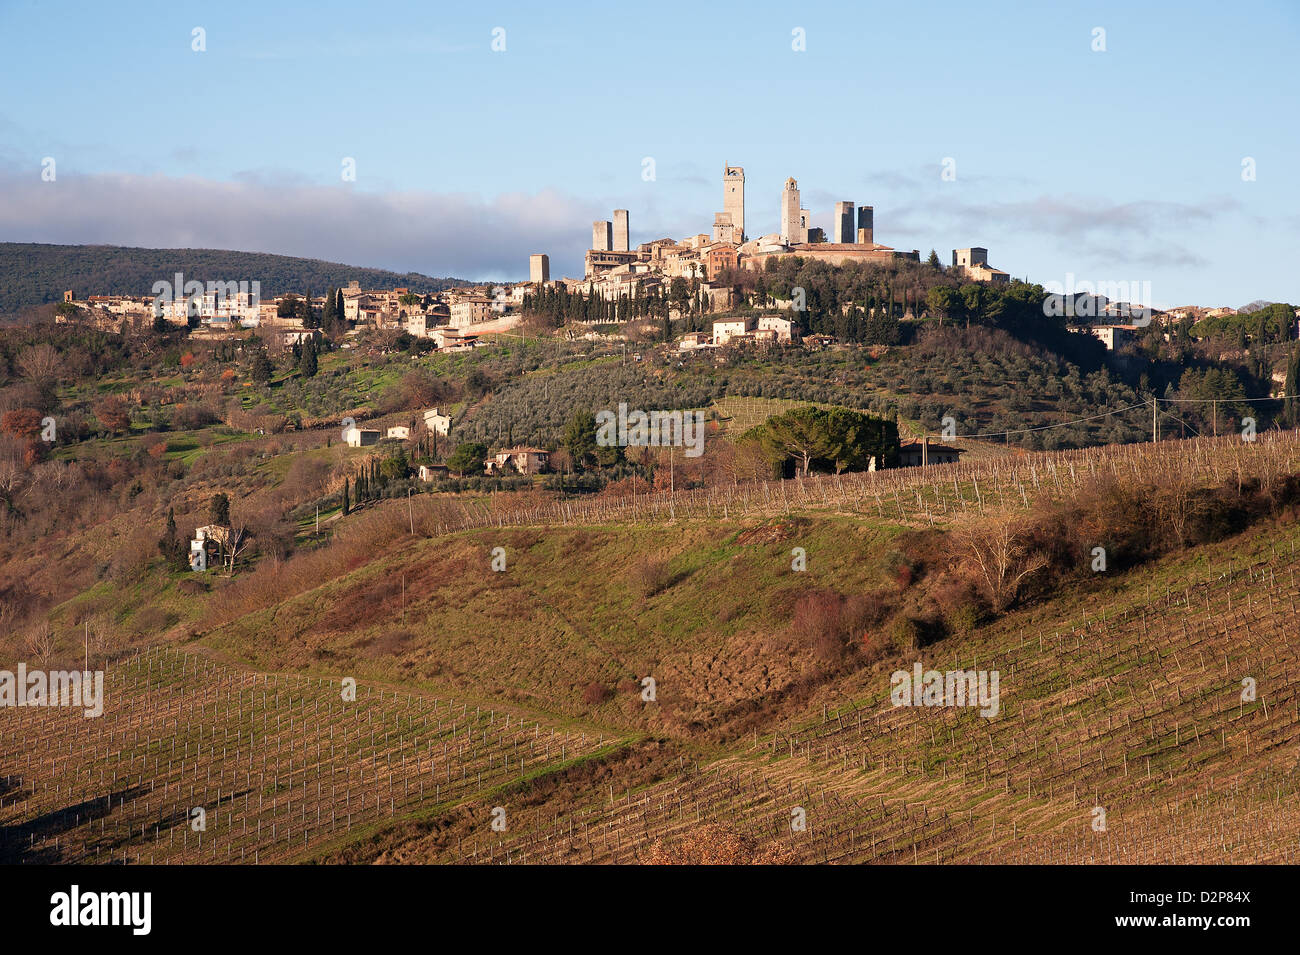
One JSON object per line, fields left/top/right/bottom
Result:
{"left": 1, "top": 0, "right": 1297, "bottom": 307}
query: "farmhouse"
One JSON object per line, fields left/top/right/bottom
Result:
{"left": 757, "top": 315, "right": 799, "bottom": 343}
{"left": 1072, "top": 323, "right": 1141, "bottom": 351}
{"left": 678, "top": 331, "right": 712, "bottom": 352}
{"left": 899, "top": 438, "right": 966, "bottom": 467}
{"left": 343, "top": 426, "right": 382, "bottom": 448}
{"left": 486, "top": 447, "right": 550, "bottom": 475}
{"left": 712, "top": 317, "right": 754, "bottom": 346}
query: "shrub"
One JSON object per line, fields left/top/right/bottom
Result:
{"left": 792, "top": 589, "right": 848, "bottom": 663}
{"left": 945, "top": 603, "right": 981, "bottom": 639}
{"left": 888, "top": 615, "right": 922, "bottom": 653}
{"left": 630, "top": 557, "right": 673, "bottom": 598}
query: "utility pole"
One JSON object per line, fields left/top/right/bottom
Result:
{"left": 1213, "top": 399, "right": 1218, "bottom": 437}
{"left": 1152, "top": 396, "right": 1158, "bottom": 443}
{"left": 407, "top": 488, "right": 415, "bottom": 534}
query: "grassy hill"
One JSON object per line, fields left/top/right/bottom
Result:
{"left": 0, "top": 242, "right": 471, "bottom": 313}
{"left": 5, "top": 429, "right": 1299, "bottom": 864}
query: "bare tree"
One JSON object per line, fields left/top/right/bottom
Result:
{"left": 86, "top": 612, "right": 115, "bottom": 665}
{"left": 24, "top": 621, "right": 56, "bottom": 666}
{"left": 0, "top": 434, "right": 27, "bottom": 503}
{"left": 958, "top": 517, "right": 1049, "bottom": 613}
{"left": 222, "top": 523, "right": 253, "bottom": 576}
{"left": 16, "top": 344, "right": 62, "bottom": 388}
{"left": 1152, "top": 470, "right": 1201, "bottom": 547}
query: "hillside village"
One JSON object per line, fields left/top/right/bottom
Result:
{"left": 51, "top": 161, "right": 1294, "bottom": 367}
{"left": 40, "top": 164, "right": 1300, "bottom": 489}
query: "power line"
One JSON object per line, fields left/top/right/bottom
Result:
{"left": 955, "top": 401, "right": 1151, "bottom": 439}
{"left": 946, "top": 393, "right": 1300, "bottom": 442}
{"left": 1157, "top": 394, "right": 1300, "bottom": 404}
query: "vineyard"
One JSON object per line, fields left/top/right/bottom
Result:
{"left": 386, "top": 430, "right": 1300, "bottom": 535}
{"left": 4, "top": 431, "right": 1300, "bottom": 864}
{"left": 0, "top": 648, "right": 613, "bottom": 864}
{"left": 442, "top": 533, "right": 1300, "bottom": 864}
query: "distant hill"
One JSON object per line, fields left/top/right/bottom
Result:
{"left": 0, "top": 242, "right": 472, "bottom": 313}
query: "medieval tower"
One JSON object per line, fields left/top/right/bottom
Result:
{"left": 780, "top": 177, "right": 801, "bottom": 245}
{"left": 723, "top": 165, "right": 745, "bottom": 242}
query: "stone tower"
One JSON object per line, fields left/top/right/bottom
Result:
{"left": 613, "top": 210, "right": 629, "bottom": 252}
{"left": 833, "top": 201, "right": 855, "bottom": 243}
{"left": 857, "top": 206, "right": 874, "bottom": 245}
{"left": 592, "top": 220, "right": 612, "bottom": 252}
{"left": 529, "top": 254, "right": 550, "bottom": 283}
{"left": 723, "top": 165, "right": 745, "bottom": 242}
{"left": 780, "top": 178, "right": 801, "bottom": 245}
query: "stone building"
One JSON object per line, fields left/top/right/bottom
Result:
{"left": 712, "top": 212, "right": 738, "bottom": 244}
{"left": 833, "top": 201, "right": 855, "bottom": 243}
{"left": 857, "top": 206, "right": 874, "bottom": 245}
{"left": 449, "top": 297, "right": 494, "bottom": 327}
{"left": 613, "top": 210, "right": 629, "bottom": 252}
{"left": 781, "top": 178, "right": 802, "bottom": 245}
{"left": 723, "top": 165, "right": 745, "bottom": 241}
{"left": 952, "top": 247, "right": 1010, "bottom": 283}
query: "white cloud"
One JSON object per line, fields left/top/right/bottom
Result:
{"left": 0, "top": 168, "right": 603, "bottom": 281}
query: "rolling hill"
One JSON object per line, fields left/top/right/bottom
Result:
{"left": 0, "top": 243, "right": 471, "bottom": 314}
{"left": 4, "top": 428, "right": 1299, "bottom": 864}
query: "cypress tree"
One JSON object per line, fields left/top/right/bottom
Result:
{"left": 1284, "top": 345, "right": 1300, "bottom": 428}
{"left": 300, "top": 337, "right": 318, "bottom": 377}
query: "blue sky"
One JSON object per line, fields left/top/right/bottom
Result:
{"left": 1, "top": 0, "right": 1297, "bottom": 306}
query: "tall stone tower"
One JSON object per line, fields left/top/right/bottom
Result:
{"left": 612, "top": 209, "right": 629, "bottom": 252}
{"left": 856, "top": 206, "right": 874, "bottom": 245}
{"left": 723, "top": 165, "right": 745, "bottom": 242}
{"left": 592, "top": 220, "right": 612, "bottom": 252}
{"left": 529, "top": 254, "right": 550, "bottom": 283}
{"left": 833, "top": 201, "right": 855, "bottom": 243}
{"left": 780, "top": 178, "right": 801, "bottom": 245}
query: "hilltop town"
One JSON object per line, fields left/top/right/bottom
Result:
{"left": 47, "top": 162, "right": 1290, "bottom": 369}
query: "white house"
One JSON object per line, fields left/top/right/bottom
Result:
{"left": 1074, "top": 324, "right": 1140, "bottom": 351}
{"left": 757, "top": 315, "right": 798, "bottom": 343}
{"left": 712, "top": 317, "right": 754, "bottom": 346}
{"left": 432, "top": 327, "right": 478, "bottom": 350}
{"left": 449, "top": 298, "right": 494, "bottom": 328}
{"left": 343, "top": 426, "right": 381, "bottom": 447}
{"left": 387, "top": 426, "right": 411, "bottom": 440}
{"left": 423, "top": 408, "right": 451, "bottom": 436}
{"left": 678, "top": 331, "right": 712, "bottom": 352}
